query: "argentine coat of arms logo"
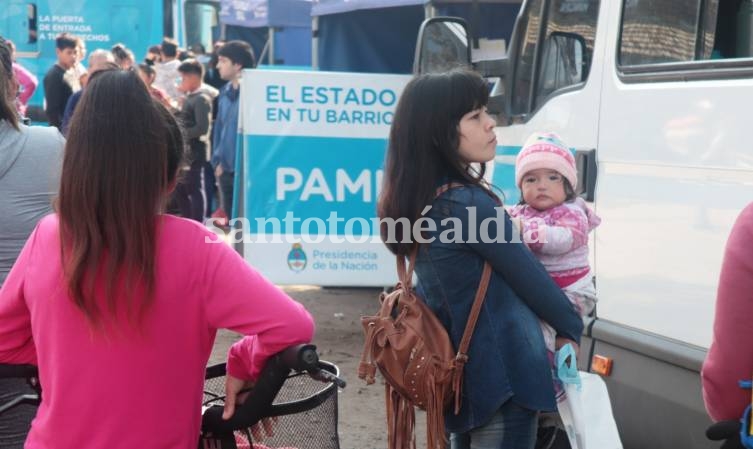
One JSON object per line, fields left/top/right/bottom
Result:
{"left": 287, "top": 243, "right": 307, "bottom": 272}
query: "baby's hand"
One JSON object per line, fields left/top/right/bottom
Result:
{"left": 555, "top": 337, "right": 580, "bottom": 358}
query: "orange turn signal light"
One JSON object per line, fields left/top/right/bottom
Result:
{"left": 591, "top": 354, "right": 613, "bottom": 376}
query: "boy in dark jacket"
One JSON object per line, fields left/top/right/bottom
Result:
{"left": 43, "top": 33, "right": 78, "bottom": 129}
{"left": 174, "top": 59, "right": 213, "bottom": 222}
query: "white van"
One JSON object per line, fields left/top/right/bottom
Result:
{"left": 416, "top": 1, "right": 753, "bottom": 448}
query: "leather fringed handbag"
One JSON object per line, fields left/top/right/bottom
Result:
{"left": 358, "top": 183, "right": 492, "bottom": 449}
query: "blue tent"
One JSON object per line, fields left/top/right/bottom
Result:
{"left": 220, "top": 0, "right": 312, "bottom": 66}
{"left": 312, "top": 0, "right": 521, "bottom": 74}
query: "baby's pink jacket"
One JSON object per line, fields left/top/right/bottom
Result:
{"left": 0, "top": 214, "right": 314, "bottom": 448}
{"left": 509, "top": 197, "right": 600, "bottom": 284}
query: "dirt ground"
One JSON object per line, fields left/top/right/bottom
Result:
{"left": 210, "top": 285, "right": 427, "bottom": 449}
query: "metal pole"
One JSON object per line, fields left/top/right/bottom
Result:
{"left": 312, "top": 16, "right": 319, "bottom": 69}
{"left": 471, "top": 0, "right": 480, "bottom": 49}
{"left": 268, "top": 27, "right": 275, "bottom": 65}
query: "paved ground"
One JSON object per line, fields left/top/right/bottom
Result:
{"left": 210, "top": 285, "right": 427, "bottom": 449}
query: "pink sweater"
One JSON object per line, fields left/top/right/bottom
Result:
{"left": 0, "top": 214, "right": 314, "bottom": 448}
{"left": 702, "top": 203, "right": 753, "bottom": 421}
{"left": 12, "top": 63, "right": 38, "bottom": 115}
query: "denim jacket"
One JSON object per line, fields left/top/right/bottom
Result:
{"left": 413, "top": 183, "right": 584, "bottom": 433}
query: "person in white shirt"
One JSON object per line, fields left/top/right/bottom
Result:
{"left": 153, "top": 37, "right": 181, "bottom": 101}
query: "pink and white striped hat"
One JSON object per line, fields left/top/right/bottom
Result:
{"left": 515, "top": 131, "right": 577, "bottom": 189}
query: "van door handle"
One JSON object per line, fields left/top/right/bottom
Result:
{"left": 575, "top": 149, "right": 597, "bottom": 202}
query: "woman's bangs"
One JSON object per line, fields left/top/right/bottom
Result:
{"left": 449, "top": 71, "right": 490, "bottom": 118}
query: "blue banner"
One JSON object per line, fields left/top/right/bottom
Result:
{"left": 235, "top": 70, "right": 410, "bottom": 286}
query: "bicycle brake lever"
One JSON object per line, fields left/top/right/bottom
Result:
{"left": 309, "top": 365, "right": 346, "bottom": 389}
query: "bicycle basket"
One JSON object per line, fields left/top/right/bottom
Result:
{"left": 201, "top": 361, "right": 341, "bottom": 449}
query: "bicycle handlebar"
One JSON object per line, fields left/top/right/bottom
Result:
{"left": 0, "top": 344, "right": 346, "bottom": 436}
{"left": 201, "top": 344, "right": 345, "bottom": 435}
{"left": 0, "top": 364, "right": 38, "bottom": 379}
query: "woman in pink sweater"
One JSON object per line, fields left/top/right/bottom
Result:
{"left": 0, "top": 70, "right": 314, "bottom": 449}
{"left": 6, "top": 40, "right": 38, "bottom": 117}
{"left": 702, "top": 203, "right": 753, "bottom": 422}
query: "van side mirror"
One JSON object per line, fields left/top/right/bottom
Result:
{"left": 413, "top": 17, "right": 471, "bottom": 74}
{"left": 413, "top": 17, "right": 511, "bottom": 119}
{"left": 538, "top": 32, "right": 587, "bottom": 90}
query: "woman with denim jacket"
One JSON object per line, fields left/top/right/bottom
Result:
{"left": 378, "top": 70, "right": 584, "bottom": 449}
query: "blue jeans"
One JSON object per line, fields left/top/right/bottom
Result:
{"left": 450, "top": 401, "right": 537, "bottom": 449}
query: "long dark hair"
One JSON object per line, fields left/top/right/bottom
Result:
{"left": 0, "top": 37, "right": 19, "bottom": 130}
{"left": 58, "top": 69, "right": 183, "bottom": 326}
{"left": 378, "top": 69, "right": 491, "bottom": 255}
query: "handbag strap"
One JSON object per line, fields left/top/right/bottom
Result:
{"left": 396, "top": 250, "right": 416, "bottom": 289}
{"left": 457, "top": 263, "right": 491, "bottom": 356}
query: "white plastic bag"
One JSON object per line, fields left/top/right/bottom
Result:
{"left": 578, "top": 372, "right": 623, "bottom": 449}
{"left": 555, "top": 345, "right": 623, "bottom": 449}
{"left": 556, "top": 345, "right": 586, "bottom": 449}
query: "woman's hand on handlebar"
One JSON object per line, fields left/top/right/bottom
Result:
{"left": 222, "top": 374, "right": 254, "bottom": 420}
{"left": 222, "top": 374, "right": 279, "bottom": 439}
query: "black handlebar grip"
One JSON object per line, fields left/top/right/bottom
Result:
{"left": 0, "top": 364, "right": 38, "bottom": 379}
{"left": 201, "top": 344, "right": 319, "bottom": 434}
{"left": 202, "top": 353, "right": 288, "bottom": 434}
{"left": 280, "top": 344, "right": 319, "bottom": 372}
{"left": 707, "top": 420, "right": 741, "bottom": 441}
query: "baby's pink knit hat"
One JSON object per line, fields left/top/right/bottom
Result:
{"left": 515, "top": 132, "right": 577, "bottom": 189}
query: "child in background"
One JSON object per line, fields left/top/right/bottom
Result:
{"left": 6, "top": 40, "right": 38, "bottom": 117}
{"left": 111, "top": 43, "right": 136, "bottom": 70}
{"left": 509, "top": 131, "right": 600, "bottom": 390}
{"left": 137, "top": 63, "right": 172, "bottom": 109}
{"left": 144, "top": 44, "right": 162, "bottom": 66}
{"left": 174, "top": 59, "right": 213, "bottom": 222}
{"left": 63, "top": 36, "right": 86, "bottom": 94}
